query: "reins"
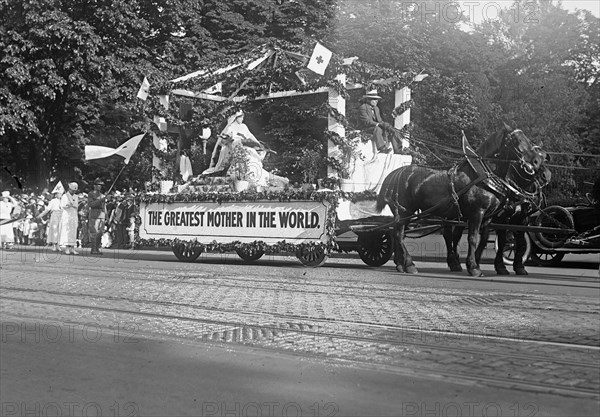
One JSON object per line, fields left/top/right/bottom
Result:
{"left": 369, "top": 129, "right": 546, "bottom": 232}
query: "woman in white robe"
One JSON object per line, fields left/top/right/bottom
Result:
{"left": 37, "top": 192, "right": 63, "bottom": 251}
{"left": 203, "top": 110, "right": 288, "bottom": 186}
{"left": 58, "top": 183, "right": 79, "bottom": 254}
{"left": 0, "top": 191, "right": 16, "bottom": 249}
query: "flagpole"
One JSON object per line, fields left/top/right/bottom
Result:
{"left": 106, "top": 164, "right": 127, "bottom": 194}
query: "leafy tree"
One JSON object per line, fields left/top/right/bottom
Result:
{"left": 0, "top": 0, "right": 338, "bottom": 190}
{"left": 474, "top": 0, "right": 599, "bottom": 201}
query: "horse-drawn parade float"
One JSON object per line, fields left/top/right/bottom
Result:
{"left": 133, "top": 43, "right": 599, "bottom": 276}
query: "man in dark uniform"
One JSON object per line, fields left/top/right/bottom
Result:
{"left": 88, "top": 178, "right": 106, "bottom": 255}
{"left": 358, "top": 89, "right": 395, "bottom": 154}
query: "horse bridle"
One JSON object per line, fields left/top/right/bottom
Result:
{"left": 500, "top": 129, "right": 545, "bottom": 179}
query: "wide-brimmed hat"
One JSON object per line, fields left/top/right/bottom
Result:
{"left": 1, "top": 190, "right": 9, "bottom": 198}
{"left": 93, "top": 178, "right": 105, "bottom": 185}
{"left": 363, "top": 89, "right": 382, "bottom": 100}
{"left": 68, "top": 182, "right": 78, "bottom": 191}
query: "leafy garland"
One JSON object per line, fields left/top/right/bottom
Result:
{"left": 140, "top": 40, "right": 420, "bottom": 183}
{"left": 134, "top": 188, "right": 378, "bottom": 254}
{"left": 392, "top": 99, "right": 414, "bottom": 117}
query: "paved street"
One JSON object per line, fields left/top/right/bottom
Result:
{"left": 1, "top": 244, "right": 599, "bottom": 417}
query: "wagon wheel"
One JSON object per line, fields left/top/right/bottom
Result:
{"left": 494, "top": 231, "right": 532, "bottom": 266}
{"left": 172, "top": 243, "right": 203, "bottom": 262}
{"left": 530, "top": 251, "right": 565, "bottom": 267}
{"left": 235, "top": 247, "right": 265, "bottom": 262}
{"left": 534, "top": 206, "right": 575, "bottom": 249}
{"left": 357, "top": 231, "right": 394, "bottom": 267}
{"left": 295, "top": 245, "right": 328, "bottom": 267}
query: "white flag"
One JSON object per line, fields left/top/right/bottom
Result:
{"left": 414, "top": 73, "right": 429, "bottom": 82}
{"left": 307, "top": 42, "right": 332, "bottom": 76}
{"left": 85, "top": 133, "right": 146, "bottom": 164}
{"left": 137, "top": 76, "right": 150, "bottom": 100}
{"left": 203, "top": 82, "right": 223, "bottom": 94}
{"left": 158, "top": 94, "right": 169, "bottom": 109}
{"left": 85, "top": 145, "right": 118, "bottom": 161}
{"left": 247, "top": 50, "right": 274, "bottom": 70}
{"left": 153, "top": 116, "right": 167, "bottom": 132}
{"left": 51, "top": 181, "right": 65, "bottom": 194}
{"left": 342, "top": 56, "right": 358, "bottom": 66}
{"left": 114, "top": 133, "right": 145, "bottom": 163}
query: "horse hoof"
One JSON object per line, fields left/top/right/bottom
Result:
{"left": 514, "top": 267, "right": 528, "bottom": 276}
{"left": 449, "top": 265, "right": 463, "bottom": 272}
{"left": 469, "top": 268, "right": 484, "bottom": 277}
{"left": 405, "top": 265, "right": 418, "bottom": 274}
{"left": 396, "top": 265, "right": 405, "bottom": 273}
{"left": 495, "top": 268, "right": 510, "bottom": 275}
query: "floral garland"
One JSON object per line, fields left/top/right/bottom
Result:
{"left": 392, "top": 99, "right": 414, "bottom": 118}
{"left": 141, "top": 39, "right": 420, "bottom": 176}
{"left": 133, "top": 188, "right": 379, "bottom": 254}
{"left": 136, "top": 238, "right": 335, "bottom": 257}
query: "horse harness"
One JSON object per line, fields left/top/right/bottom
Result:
{"left": 379, "top": 129, "right": 544, "bottom": 227}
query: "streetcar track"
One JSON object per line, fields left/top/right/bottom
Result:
{"left": 1, "top": 296, "right": 598, "bottom": 398}
{"left": 3, "top": 282, "right": 599, "bottom": 343}
{"left": 2, "top": 293, "right": 598, "bottom": 358}
{"left": 5, "top": 259, "right": 600, "bottom": 295}
{"left": 4, "top": 264, "right": 599, "bottom": 313}
{"left": 5, "top": 249, "right": 599, "bottom": 285}
{"left": 0, "top": 250, "right": 600, "bottom": 398}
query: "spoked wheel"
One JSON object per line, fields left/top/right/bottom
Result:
{"left": 295, "top": 245, "right": 328, "bottom": 267}
{"left": 235, "top": 247, "right": 265, "bottom": 262}
{"left": 530, "top": 251, "right": 565, "bottom": 267}
{"left": 172, "top": 243, "right": 203, "bottom": 262}
{"left": 494, "top": 231, "right": 532, "bottom": 266}
{"left": 534, "top": 206, "right": 575, "bottom": 249}
{"left": 357, "top": 231, "right": 394, "bottom": 267}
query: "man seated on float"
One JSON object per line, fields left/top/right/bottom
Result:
{"left": 202, "top": 110, "right": 289, "bottom": 187}
{"left": 357, "top": 89, "right": 402, "bottom": 154}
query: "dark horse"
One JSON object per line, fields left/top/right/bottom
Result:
{"left": 375, "top": 123, "right": 546, "bottom": 277}
{"left": 444, "top": 160, "right": 551, "bottom": 275}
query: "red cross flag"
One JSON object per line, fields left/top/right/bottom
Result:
{"left": 307, "top": 42, "right": 332, "bottom": 76}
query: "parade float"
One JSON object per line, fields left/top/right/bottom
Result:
{"left": 134, "top": 42, "right": 427, "bottom": 266}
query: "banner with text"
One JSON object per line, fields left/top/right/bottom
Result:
{"left": 140, "top": 200, "right": 331, "bottom": 244}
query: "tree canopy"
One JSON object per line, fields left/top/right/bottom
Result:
{"left": 1, "top": 0, "right": 598, "bottom": 200}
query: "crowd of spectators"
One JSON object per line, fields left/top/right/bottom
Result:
{"left": 0, "top": 184, "right": 138, "bottom": 252}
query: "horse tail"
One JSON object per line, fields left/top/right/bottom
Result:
{"left": 376, "top": 167, "right": 408, "bottom": 213}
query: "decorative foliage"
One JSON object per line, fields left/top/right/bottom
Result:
{"left": 296, "top": 147, "right": 324, "bottom": 184}
{"left": 227, "top": 144, "right": 251, "bottom": 181}
{"left": 135, "top": 188, "right": 340, "bottom": 252}
{"left": 134, "top": 186, "right": 381, "bottom": 254}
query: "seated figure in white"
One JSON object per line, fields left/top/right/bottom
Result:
{"left": 202, "top": 110, "right": 288, "bottom": 187}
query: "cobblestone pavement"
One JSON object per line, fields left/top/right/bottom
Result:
{"left": 1, "top": 250, "right": 599, "bottom": 400}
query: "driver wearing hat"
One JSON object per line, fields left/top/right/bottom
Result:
{"left": 88, "top": 178, "right": 106, "bottom": 255}
{"left": 358, "top": 89, "right": 396, "bottom": 154}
